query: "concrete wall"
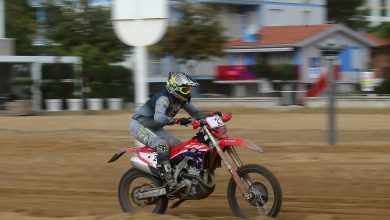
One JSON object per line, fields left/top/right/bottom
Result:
{"left": 192, "top": 97, "right": 279, "bottom": 108}
{"left": 306, "top": 96, "right": 390, "bottom": 108}
{"left": 148, "top": 56, "right": 228, "bottom": 80}
{"left": 261, "top": 0, "right": 326, "bottom": 26}
{"left": 191, "top": 96, "right": 390, "bottom": 109}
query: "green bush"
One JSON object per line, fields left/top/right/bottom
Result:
{"left": 250, "top": 60, "right": 297, "bottom": 80}
{"left": 86, "top": 65, "right": 133, "bottom": 100}
{"left": 273, "top": 64, "right": 297, "bottom": 81}
{"left": 9, "top": 77, "right": 33, "bottom": 86}
{"left": 9, "top": 77, "right": 33, "bottom": 100}
{"left": 375, "top": 77, "right": 390, "bottom": 94}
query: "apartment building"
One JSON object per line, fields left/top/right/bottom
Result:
{"left": 365, "top": 0, "right": 390, "bottom": 26}
{"left": 155, "top": 0, "right": 328, "bottom": 80}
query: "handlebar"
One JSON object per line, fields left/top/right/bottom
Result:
{"left": 191, "top": 112, "right": 232, "bottom": 129}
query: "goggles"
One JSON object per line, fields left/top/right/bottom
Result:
{"left": 176, "top": 86, "right": 191, "bottom": 95}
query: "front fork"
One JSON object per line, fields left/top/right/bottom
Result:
{"left": 227, "top": 146, "right": 254, "bottom": 185}
{"left": 204, "top": 127, "right": 251, "bottom": 195}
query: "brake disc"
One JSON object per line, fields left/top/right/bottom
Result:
{"left": 248, "top": 182, "right": 268, "bottom": 207}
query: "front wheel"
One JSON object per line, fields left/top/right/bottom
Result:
{"left": 118, "top": 168, "right": 168, "bottom": 214}
{"left": 227, "top": 164, "right": 282, "bottom": 218}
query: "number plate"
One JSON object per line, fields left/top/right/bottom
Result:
{"left": 139, "top": 152, "right": 157, "bottom": 166}
{"left": 206, "top": 115, "right": 225, "bottom": 128}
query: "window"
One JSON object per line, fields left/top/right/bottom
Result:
{"left": 381, "top": 0, "right": 387, "bottom": 17}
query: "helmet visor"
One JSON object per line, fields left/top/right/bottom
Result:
{"left": 176, "top": 86, "right": 191, "bottom": 95}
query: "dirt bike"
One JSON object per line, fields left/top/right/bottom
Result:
{"left": 108, "top": 112, "right": 282, "bottom": 218}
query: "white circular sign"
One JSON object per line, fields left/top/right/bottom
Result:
{"left": 112, "top": 0, "right": 168, "bottom": 46}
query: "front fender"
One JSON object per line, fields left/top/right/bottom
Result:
{"left": 220, "top": 138, "right": 263, "bottom": 153}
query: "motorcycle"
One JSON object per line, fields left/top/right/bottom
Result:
{"left": 108, "top": 112, "right": 282, "bottom": 218}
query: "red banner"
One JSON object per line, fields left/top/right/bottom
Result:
{"left": 216, "top": 65, "right": 256, "bottom": 81}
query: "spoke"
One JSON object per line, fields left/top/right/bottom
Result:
{"left": 243, "top": 174, "right": 254, "bottom": 187}
{"left": 234, "top": 171, "right": 276, "bottom": 218}
{"left": 255, "top": 202, "right": 266, "bottom": 216}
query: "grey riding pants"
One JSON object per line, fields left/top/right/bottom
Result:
{"left": 129, "top": 119, "right": 182, "bottom": 162}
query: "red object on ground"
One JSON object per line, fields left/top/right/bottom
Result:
{"left": 300, "top": 66, "right": 341, "bottom": 105}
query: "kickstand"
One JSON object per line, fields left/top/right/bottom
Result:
{"left": 170, "top": 198, "right": 186, "bottom": 209}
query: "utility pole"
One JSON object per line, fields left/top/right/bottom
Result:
{"left": 318, "top": 41, "right": 344, "bottom": 145}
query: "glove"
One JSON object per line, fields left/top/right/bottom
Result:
{"left": 210, "top": 111, "right": 222, "bottom": 117}
{"left": 175, "top": 117, "right": 191, "bottom": 126}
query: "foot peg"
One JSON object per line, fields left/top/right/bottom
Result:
{"left": 166, "top": 183, "right": 186, "bottom": 196}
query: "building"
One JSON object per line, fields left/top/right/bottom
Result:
{"left": 149, "top": 0, "right": 328, "bottom": 91}
{"left": 365, "top": 0, "right": 390, "bottom": 26}
{"left": 226, "top": 24, "right": 377, "bottom": 88}
{"left": 364, "top": 33, "right": 390, "bottom": 78}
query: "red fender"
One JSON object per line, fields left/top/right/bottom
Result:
{"left": 107, "top": 146, "right": 152, "bottom": 163}
{"left": 220, "top": 138, "right": 263, "bottom": 153}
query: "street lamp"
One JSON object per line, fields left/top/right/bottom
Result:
{"left": 318, "top": 41, "right": 345, "bottom": 145}
{"left": 112, "top": 0, "right": 168, "bottom": 109}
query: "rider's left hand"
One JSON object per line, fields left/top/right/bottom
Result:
{"left": 175, "top": 117, "right": 191, "bottom": 126}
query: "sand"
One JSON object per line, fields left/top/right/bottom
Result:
{"left": 1, "top": 109, "right": 390, "bottom": 220}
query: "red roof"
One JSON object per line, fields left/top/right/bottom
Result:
{"left": 227, "top": 24, "right": 337, "bottom": 47}
{"left": 363, "top": 33, "right": 390, "bottom": 46}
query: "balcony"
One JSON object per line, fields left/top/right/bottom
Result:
{"left": 190, "top": 0, "right": 260, "bottom": 5}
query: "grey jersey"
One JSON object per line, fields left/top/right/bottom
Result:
{"left": 132, "top": 89, "right": 210, "bottom": 130}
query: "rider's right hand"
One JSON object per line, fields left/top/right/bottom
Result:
{"left": 175, "top": 117, "right": 191, "bottom": 126}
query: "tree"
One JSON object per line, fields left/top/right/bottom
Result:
{"left": 368, "top": 22, "right": 390, "bottom": 42}
{"left": 42, "top": 0, "right": 132, "bottom": 99}
{"left": 327, "top": 0, "right": 369, "bottom": 30}
{"left": 5, "top": 0, "right": 38, "bottom": 55}
{"left": 151, "top": 0, "right": 228, "bottom": 70}
{"left": 45, "top": 0, "right": 128, "bottom": 64}
{"left": 371, "top": 22, "right": 390, "bottom": 92}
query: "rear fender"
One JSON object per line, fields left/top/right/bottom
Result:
{"left": 107, "top": 147, "right": 143, "bottom": 163}
{"left": 220, "top": 138, "right": 263, "bottom": 153}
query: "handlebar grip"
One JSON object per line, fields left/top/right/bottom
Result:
{"left": 192, "top": 120, "right": 201, "bottom": 129}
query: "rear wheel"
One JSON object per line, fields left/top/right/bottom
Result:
{"left": 227, "top": 164, "right": 282, "bottom": 218}
{"left": 118, "top": 168, "right": 168, "bottom": 213}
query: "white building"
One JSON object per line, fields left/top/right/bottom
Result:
{"left": 364, "top": 0, "right": 390, "bottom": 26}
{"left": 151, "top": 0, "right": 328, "bottom": 80}
{"left": 206, "top": 0, "right": 326, "bottom": 39}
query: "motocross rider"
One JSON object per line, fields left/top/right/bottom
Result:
{"left": 130, "top": 71, "right": 221, "bottom": 192}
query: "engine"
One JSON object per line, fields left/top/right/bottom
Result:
{"left": 173, "top": 157, "right": 215, "bottom": 200}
